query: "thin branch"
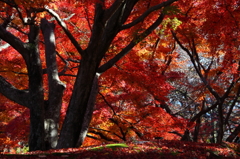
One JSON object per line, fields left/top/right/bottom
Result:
{"left": 86, "top": 134, "right": 99, "bottom": 140}
{"left": 221, "top": 78, "right": 240, "bottom": 100}
{"left": 205, "top": 56, "right": 214, "bottom": 79}
{"left": 89, "top": 127, "right": 123, "bottom": 141}
{"left": 191, "top": 37, "right": 205, "bottom": 72}
{"left": 67, "top": 58, "right": 81, "bottom": 63}
{"left": 226, "top": 124, "right": 240, "bottom": 142}
{"left": 121, "top": 0, "right": 178, "bottom": 30}
{"left": 83, "top": 5, "right": 93, "bottom": 32}
{"left": 98, "top": 91, "right": 117, "bottom": 115}
{"left": 172, "top": 30, "right": 221, "bottom": 100}
{"left": 59, "top": 74, "right": 77, "bottom": 77}
{"left": 190, "top": 102, "right": 218, "bottom": 122}
{"left": 44, "top": 6, "right": 84, "bottom": 55}
{"left": 8, "top": 22, "right": 28, "bottom": 35}
{"left": 89, "top": 130, "right": 119, "bottom": 142}
{"left": 56, "top": 51, "right": 69, "bottom": 75}
{"left": 150, "top": 37, "right": 160, "bottom": 59}
{"left": 162, "top": 42, "right": 175, "bottom": 75}
{"left": 168, "top": 131, "right": 183, "bottom": 137}
{"left": 224, "top": 87, "right": 240, "bottom": 125}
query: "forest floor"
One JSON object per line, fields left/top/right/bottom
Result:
{"left": 0, "top": 140, "right": 239, "bottom": 159}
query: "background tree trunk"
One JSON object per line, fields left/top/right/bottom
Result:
{"left": 217, "top": 104, "right": 224, "bottom": 143}
{"left": 193, "top": 117, "right": 201, "bottom": 142}
{"left": 181, "top": 129, "right": 192, "bottom": 141}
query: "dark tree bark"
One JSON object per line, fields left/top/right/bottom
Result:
{"left": 0, "top": 76, "right": 29, "bottom": 107}
{"left": 76, "top": 74, "right": 99, "bottom": 147}
{"left": 56, "top": 56, "right": 101, "bottom": 148}
{"left": 27, "top": 25, "right": 45, "bottom": 151}
{"left": 181, "top": 129, "right": 192, "bottom": 141}
{"left": 40, "top": 19, "right": 66, "bottom": 149}
{"left": 217, "top": 104, "right": 224, "bottom": 143}
{"left": 193, "top": 116, "right": 201, "bottom": 142}
{"left": 193, "top": 100, "right": 205, "bottom": 142}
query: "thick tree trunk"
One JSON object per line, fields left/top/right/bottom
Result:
{"left": 76, "top": 73, "right": 99, "bottom": 147}
{"left": 57, "top": 55, "right": 100, "bottom": 148}
{"left": 41, "top": 19, "right": 66, "bottom": 149}
{"left": 27, "top": 25, "right": 45, "bottom": 151}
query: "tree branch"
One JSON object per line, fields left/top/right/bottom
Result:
{"left": 172, "top": 31, "right": 221, "bottom": 100}
{"left": 103, "top": 0, "right": 128, "bottom": 24}
{"left": 98, "top": 12, "right": 165, "bottom": 73}
{"left": 226, "top": 124, "right": 240, "bottom": 142}
{"left": 190, "top": 102, "right": 218, "bottom": 122}
{"left": 44, "top": 6, "right": 84, "bottom": 55}
{"left": 0, "top": 76, "right": 29, "bottom": 107}
{"left": 121, "top": 0, "right": 178, "bottom": 30}
{"left": 225, "top": 87, "right": 240, "bottom": 125}
{"left": 98, "top": 91, "right": 117, "bottom": 115}
{"left": 89, "top": 127, "right": 123, "bottom": 141}
{"left": 88, "top": 130, "right": 119, "bottom": 142}
{"left": 0, "top": 25, "right": 28, "bottom": 61}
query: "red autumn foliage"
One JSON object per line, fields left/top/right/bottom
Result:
{"left": 0, "top": 0, "right": 240, "bottom": 155}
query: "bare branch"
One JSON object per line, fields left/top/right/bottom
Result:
{"left": 99, "top": 91, "right": 117, "bottom": 115}
{"left": 172, "top": 30, "right": 221, "bottom": 100}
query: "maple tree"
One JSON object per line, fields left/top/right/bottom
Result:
{"left": 0, "top": 0, "right": 180, "bottom": 151}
